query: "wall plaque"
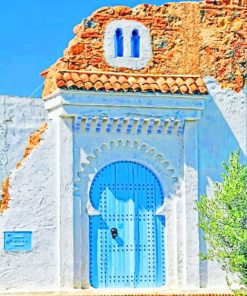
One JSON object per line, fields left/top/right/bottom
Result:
{"left": 4, "top": 231, "right": 32, "bottom": 251}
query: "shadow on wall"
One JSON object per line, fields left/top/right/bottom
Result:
{"left": 197, "top": 78, "right": 246, "bottom": 287}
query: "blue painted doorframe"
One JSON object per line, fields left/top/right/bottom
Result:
{"left": 89, "top": 161, "right": 166, "bottom": 288}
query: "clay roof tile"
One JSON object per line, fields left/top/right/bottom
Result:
{"left": 156, "top": 77, "right": 167, "bottom": 87}
{"left": 151, "top": 83, "right": 160, "bottom": 92}
{"left": 100, "top": 74, "right": 109, "bottom": 84}
{"left": 75, "top": 80, "right": 84, "bottom": 89}
{"left": 109, "top": 76, "right": 118, "bottom": 84}
{"left": 84, "top": 81, "right": 94, "bottom": 90}
{"left": 175, "top": 77, "right": 186, "bottom": 87}
{"left": 57, "top": 80, "right": 66, "bottom": 88}
{"left": 118, "top": 75, "right": 128, "bottom": 84}
{"left": 140, "top": 83, "right": 150, "bottom": 92}
{"left": 199, "top": 86, "right": 208, "bottom": 94}
{"left": 188, "top": 83, "right": 199, "bottom": 94}
{"left": 112, "top": 82, "right": 122, "bottom": 91}
{"left": 170, "top": 84, "right": 179, "bottom": 93}
{"left": 122, "top": 82, "right": 131, "bottom": 91}
{"left": 56, "top": 72, "right": 64, "bottom": 81}
{"left": 104, "top": 82, "right": 114, "bottom": 91}
{"left": 179, "top": 85, "right": 189, "bottom": 94}
{"left": 94, "top": 81, "right": 105, "bottom": 91}
{"left": 166, "top": 77, "right": 176, "bottom": 87}
{"left": 90, "top": 73, "right": 100, "bottom": 83}
{"left": 160, "top": 83, "right": 170, "bottom": 93}
{"left": 196, "top": 77, "right": 205, "bottom": 87}
{"left": 53, "top": 71, "right": 207, "bottom": 95}
{"left": 132, "top": 83, "right": 141, "bottom": 92}
{"left": 185, "top": 77, "right": 195, "bottom": 87}
{"left": 128, "top": 76, "right": 138, "bottom": 85}
{"left": 146, "top": 77, "right": 156, "bottom": 84}
{"left": 71, "top": 72, "right": 81, "bottom": 82}
{"left": 64, "top": 72, "right": 72, "bottom": 82}
{"left": 80, "top": 73, "right": 90, "bottom": 83}
{"left": 66, "top": 80, "right": 76, "bottom": 89}
{"left": 138, "top": 77, "right": 147, "bottom": 85}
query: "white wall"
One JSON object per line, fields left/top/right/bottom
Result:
{"left": 0, "top": 122, "right": 58, "bottom": 291}
{"left": 0, "top": 96, "right": 47, "bottom": 192}
{"left": 0, "top": 80, "right": 246, "bottom": 292}
{"left": 198, "top": 78, "right": 247, "bottom": 288}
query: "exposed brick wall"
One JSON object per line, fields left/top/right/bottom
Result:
{"left": 42, "top": 1, "right": 247, "bottom": 97}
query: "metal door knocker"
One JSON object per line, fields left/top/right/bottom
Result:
{"left": 111, "top": 228, "right": 118, "bottom": 239}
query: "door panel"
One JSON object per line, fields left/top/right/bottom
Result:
{"left": 89, "top": 161, "right": 165, "bottom": 288}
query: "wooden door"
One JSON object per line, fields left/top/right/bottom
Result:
{"left": 89, "top": 161, "right": 166, "bottom": 288}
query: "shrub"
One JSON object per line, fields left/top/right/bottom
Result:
{"left": 197, "top": 151, "right": 247, "bottom": 292}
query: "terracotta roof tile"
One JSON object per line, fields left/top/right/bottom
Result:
{"left": 175, "top": 77, "right": 185, "bottom": 87}
{"left": 81, "top": 73, "right": 90, "bottom": 82}
{"left": 85, "top": 81, "right": 94, "bottom": 90}
{"left": 52, "top": 70, "right": 208, "bottom": 96}
{"left": 109, "top": 76, "right": 118, "bottom": 85}
{"left": 180, "top": 85, "right": 189, "bottom": 94}
{"left": 100, "top": 74, "right": 108, "bottom": 84}
{"left": 104, "top": 81, "right": 114, "bottom": 91}
{"left": 71, "top": 72, "right": 81, "bottom": 82}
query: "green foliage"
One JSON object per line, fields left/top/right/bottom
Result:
{"left": 197, "top": 151, "right": 247, "bottom": 291}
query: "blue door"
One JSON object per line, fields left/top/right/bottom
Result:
{"left": 89, "top": 161, "right": 166, "bottom": 288}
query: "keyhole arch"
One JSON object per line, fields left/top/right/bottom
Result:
{"left": 89, "top": 160, "right": 166, "bottom": 288}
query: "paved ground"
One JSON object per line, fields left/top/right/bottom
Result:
{"left": 0, "top": 288, "right": 233, "bottom": 296}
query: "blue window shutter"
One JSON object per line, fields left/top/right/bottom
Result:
{"left": 115, "top": 28, "right": 124, "bottom": 57}
{"left": 131, "top": 29, "right": 140, "bottom": 58}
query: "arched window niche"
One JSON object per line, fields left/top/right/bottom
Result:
{"left": 114, "top": 28, "right": 124, "bottom": 57}
{"left": 131, "top": 29, "right": 140, "bottom": 58}
{"left": 104, "top": 20, "right": 152, "bottom": 70}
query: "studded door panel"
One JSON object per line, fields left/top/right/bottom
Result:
{"left": 89, "top": 161, "right": 165, "bottom": 288}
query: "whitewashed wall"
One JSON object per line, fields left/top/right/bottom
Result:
{"left": 198, "top": 78, "right": 247, "bottom": 288}
{"left": 0, "top": 122, "right": 58, "bottom": 291}
{"left": 0, "top": 96, "right": 47, "bottom": 192}
{"left": 0, "top": 80, "right": 246, "bottom": 292}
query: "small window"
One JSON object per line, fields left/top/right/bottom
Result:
{"left": 131, "top": 29, "right": 140, "bottom": 58}
{"left": 104, "top": 20, "right": 152, "bottom": 69}
{"left": 114, "top": 28, "right": 124, "bottom": 57}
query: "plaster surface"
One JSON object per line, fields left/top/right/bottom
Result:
{"left": 0, "top": 96, "right": 47, "bottom": 191}
{"left": 0, "top": 123, "right": 58, "bottom": 291}
{"left": 198, "top": 78, "right": 247, "bottom": 288}
{"left": 0, "top": 79, "right": 246, "bottom": 292}
{"left": 104, "top": 20, "right": 152, "bottom": 69}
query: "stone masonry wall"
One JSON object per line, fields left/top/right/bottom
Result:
{"left": 42, "top": 0, "right": 247, "bottom": 96}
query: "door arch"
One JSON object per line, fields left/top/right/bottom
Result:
{"left": 89, "top": 161, "right": 166, "bottom": 288}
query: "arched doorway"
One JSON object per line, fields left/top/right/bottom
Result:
{"left": 89, "top": 161, "right": 166, "bottom": 288}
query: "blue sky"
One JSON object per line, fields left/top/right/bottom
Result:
{"left": 0, "top": 0, "right": 186, "bottom": 97}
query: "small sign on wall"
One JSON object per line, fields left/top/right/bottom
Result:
{"left": 4, "top": 231, "right": 32, "bottom": 251}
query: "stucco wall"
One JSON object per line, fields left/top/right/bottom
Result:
{"left": 0, "top": 80, "right": 246, "bottom": 292}
{"left": 198, "top": 78, "right": 247, "bottom": 288}
{"left": 0, "top": 96, "right": 47, "bottom": 195}
{"left": 0, "top": 122, "right": 58, "bottom": 291}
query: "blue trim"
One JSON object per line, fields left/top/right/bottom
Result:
{"left": 115, "top": 28, "right": 124, "bottom": 57}
{"left": 131, "top": 29, "right": 140, "bottom": 58}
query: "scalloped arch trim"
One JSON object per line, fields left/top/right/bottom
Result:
{"left": 77, "top": 139, "right": 180, "bottom": 200}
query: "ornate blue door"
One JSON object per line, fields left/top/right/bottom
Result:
{"left": 89, "top": 161, "right": 165, "bottom": 288}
